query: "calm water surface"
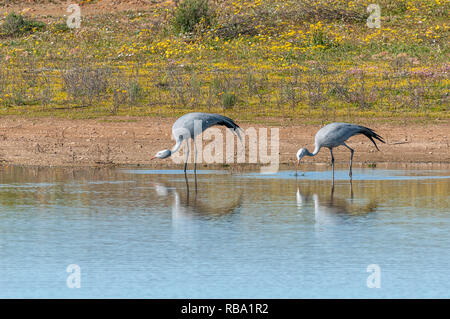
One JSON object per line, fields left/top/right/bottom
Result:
{"left": 0, "top": 166, "right": 449, "bottom": 298}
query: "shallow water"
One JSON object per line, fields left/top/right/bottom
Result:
{"left": 0, "top": 166, "right": 449, "bottom": 298}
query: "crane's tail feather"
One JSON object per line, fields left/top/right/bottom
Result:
{"left": 235, "top": 127, "right": 243, "bottom": 142}
{"left": 216, "top": 116, "right": 243, "bottom": 142}
{"left": 357, "top": 126, "right": 385, "bottom": 151}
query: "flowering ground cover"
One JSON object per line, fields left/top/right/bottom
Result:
{"left": 0, "top": 0, "right": 448, "bottom": 121}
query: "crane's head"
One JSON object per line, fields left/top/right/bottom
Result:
{"left": 296, "top": 148, "right": 307, "bottom": 165}
{"left": 151, "top": 149, "right": 172, "bottom": 160}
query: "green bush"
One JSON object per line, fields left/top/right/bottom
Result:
{"left": 1, "top": 12, "right": 45, "bottom": 37}
{"left": 222, "top": 91, "right": 236, "bottom": 109}
{"left": 52, "top": 22, "right": 71, "bottom": 33}
{"left": 173, "top": 0, "right": 212, "bottom": 33}
{"left": 128, "top": 81, "right": 142, "bottom": 105}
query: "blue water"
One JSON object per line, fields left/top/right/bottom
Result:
{"left": 0, "top": 166, "right": 448, "bottom": 298}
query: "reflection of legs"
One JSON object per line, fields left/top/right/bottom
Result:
{"left": 184, "top": 171, "right": 189, "bottom": 201}
{"left": 194, "top": 174, "right": 198, "bottom": 197}
{"left": 184, "top": 139, "right": 190, "bottom": 174}
{"left": 329, "top": 148, "right": 335, "bottom": 182}
{"left": 343, "top": 143, "right": 354, "bottom": 179}
{"left": 194, "top": 167, "right": 198, "bottom": 195}
{"left": 330, "top": 172, "right": 335, "bottom": 202}
{"left": 349, "top": 179, "right": 354, "bottom": 200}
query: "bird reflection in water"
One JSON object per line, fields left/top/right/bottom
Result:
{"left": 296, "top": 180, "right": 377, "bottom": 226}
{"left": 152, "top": 175, "right": 243, "bottom": 221}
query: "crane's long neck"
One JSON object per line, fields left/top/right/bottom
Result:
{"left": 305, "top": 145, "right": 321, "bottom": 157}
{"left": 170, "top": 138, "right": 183, "bottom": 154}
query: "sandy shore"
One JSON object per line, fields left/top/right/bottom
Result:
{"left": 0, "top": 116, "right": 448, "bottom": 168}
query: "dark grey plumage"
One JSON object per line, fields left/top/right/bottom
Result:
{"left": 353, "top": 125, "right": 385, "bottom": 151}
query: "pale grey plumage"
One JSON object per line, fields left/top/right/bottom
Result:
{"left": 296, "top": 122, "right": 385, "bottom": 179}
{"left": 172, "top": 112, "right": 242, "bottom": 144}
{"left": 152, "top": 112, "right": 242, "bottom": 174}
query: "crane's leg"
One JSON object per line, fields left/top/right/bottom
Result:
{"left": 343, "top": 143, "right": 354, "bottom": 179}
{"left": 193, "top": 137, "right": 197, "bottom": 175}
{"left": 184, "top": 139, "right": 190, "bottom": 174}
{"left": 329, "top": 148, "right": 335, "bottom": 182}
{"left": 193, "top": 137, "right": 198, "bottom": 194}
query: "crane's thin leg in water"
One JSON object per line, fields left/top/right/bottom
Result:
{"left": 193, "top": 138, "right": 198, "bottom": 194}
{"left": 343, "top": 143, "right": 354, "bottom": 179}
{"left": 329, "top": 148, "right": 335, "bottom": 182}
{"left": 184, "top": 139, "right": 190, "bottom": 174}
{"left": 193, "top": 137, "right": 197, "bottom": 175}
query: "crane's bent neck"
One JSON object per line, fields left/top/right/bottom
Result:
{"left": 305, "top": 145, "right": 321, "bottom": 157}
{"left": 170, "top": 138, "right": 183, "bottom": 154}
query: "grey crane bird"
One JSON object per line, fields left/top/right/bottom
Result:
{"left": 151, "top": 112, "right": 242, "bottom": 174}
{"left": 296, "top": 123, "right": 385, "bottom": 179}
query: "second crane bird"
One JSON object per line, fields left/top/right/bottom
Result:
{"left": 296, "top": 123, "right": 385, "bottom": 179}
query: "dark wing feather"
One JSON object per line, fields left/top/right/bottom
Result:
{"left": 206, "top": 114, "right": 242, "bottom": 141}
{"left": 355, "top": 125, "right": 385, "bottom": 151}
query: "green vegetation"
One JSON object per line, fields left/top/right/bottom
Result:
{"left": 0, "top": 0, "right": 448, "bottom": 121}
{"left": 0, "top": 12, "right": 45, "bottom": 37}
{"left": 173, "top": 0, "right": 213, "bottom": 33}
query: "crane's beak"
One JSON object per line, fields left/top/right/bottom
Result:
{"left": 150, "top": 155, "right": 157, "bottom": 160}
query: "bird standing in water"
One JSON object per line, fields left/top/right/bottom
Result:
{"left": 296, "top": 123, "right": 385, "bottom": 180}
{"left": 151, "top": 112, "right": 242, "bottom": 175}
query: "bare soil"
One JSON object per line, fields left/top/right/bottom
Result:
{"left": 0, "top": 116, "right": 448, "bottom": 168}
{"left": 0, "top": 0, "right": 169, "bottom": 18}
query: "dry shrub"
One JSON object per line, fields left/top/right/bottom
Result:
{"left": 214, "top": 13, "right": 262, "bottom": 39}
{"left": 62, "top": 67, "right": 111, "bottom": 105}
{"left": 280, "top": 1, "right": 367, "bottom": 24}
